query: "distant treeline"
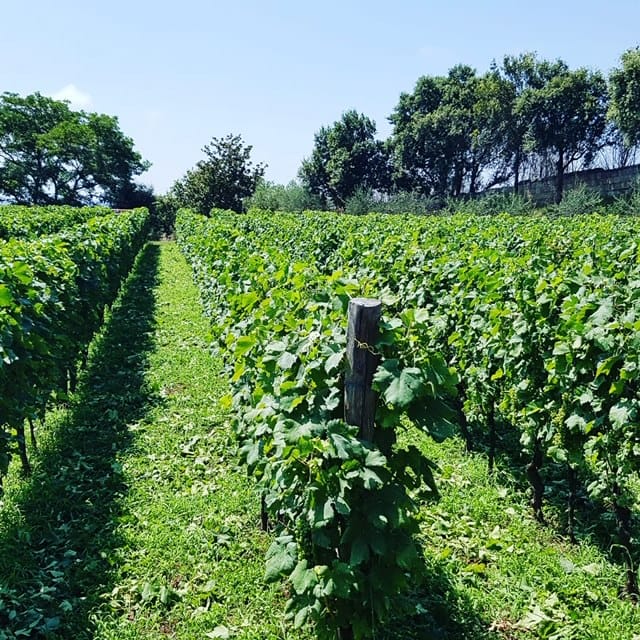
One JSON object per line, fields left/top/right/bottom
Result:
{"left": 281, "top": 49, "right": 640, "bottom": 210}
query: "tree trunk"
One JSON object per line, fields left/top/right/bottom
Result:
{"left": 612, "top": 483, "right": 638, "bottom": 600}
{"left": 16, "top": 422, "right": 31, "bottom": 477}
{"left": 567, "top": 464, "right": 577, "bottom": 543}
{"left": 513, "top": 149, "right": 521, "bottom": 195}
{"left": 487, "top": 401, "right": 496, "bottom": 474}
{"left": 469, "top": 161, "right": 479, "bottom": 195}
{"left": 338, "top": 627, "right": 354, "bottom": 640}
{"left": 28, "top": 417, "right": 38, "bottom": 454}
{"left": 454, "top": 383, "right": 471, "bottom": 452}
{"left": 554, "top": 151, "right": 564, "bottom": 204}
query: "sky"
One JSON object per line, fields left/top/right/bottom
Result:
{"left": 2, "top": 0, "right": 640, "bottom": 194}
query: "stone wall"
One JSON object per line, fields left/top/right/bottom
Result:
{"left": 511, "top": 164, "right": 640, "bottom": 203}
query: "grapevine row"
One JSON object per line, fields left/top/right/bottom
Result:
{"left": 179, "top": 207, "right": 640, "bottom": 611}
{"left": 0, "top": 207, "right": 150, "bottom": 484}
{"left": 0, "top": 204, "right": 113, "bottom": 240}
{"left": 177, "top": 208, "right": 457, "bottom": 639}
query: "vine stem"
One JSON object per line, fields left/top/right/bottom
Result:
{"left": 526, "top": 438, "right": 545, "bottom": 524}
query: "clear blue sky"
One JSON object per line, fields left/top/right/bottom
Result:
{"left": 2, "top": 0, "right": 639, "bottom": 193}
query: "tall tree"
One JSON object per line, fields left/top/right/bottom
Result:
{"left": 518, "top": 65, "right": 608, "bottom": 202}
{"left": 498, "top": 52, "right": 558, "bottom": 193}
{"left": 171, "top": 134, "right": 265, "bottom": 214}
{"left": 0, "top": 92, "right": 148, "bottom": 206}
{"left": 299, "top": 110, "right": 390, "bottom": 209}
{"left": 388, "top": 65, "right": 510, "bottom": 198}
{"left": 388, "top": 74, "right": 449, "bottom": 196}
{"left": 609, "top": 47, "right": 640, "bottom": 148}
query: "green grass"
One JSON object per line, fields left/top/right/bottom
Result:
{"left": 401, "top": 429, "right": 640, "bottom": 639}
{"left": 1, "top": 241, "right": 639, "bottom": 639}
{"left": 0, "top": 242, "right": 309, "bottom": 639}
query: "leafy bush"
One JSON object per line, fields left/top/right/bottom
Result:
{"left": 344, "top": 190, "right": 442, "bottom": 216}
{"left": 244, "top": 180, "right": 323, "bottom": 213}
{"left": 547, "top": 183, "right": 604, "bottom": 216}
{"left": 449, "top": 191, "right": 537, "bottom": 217}
{"left": 610, "top": 178, "right": 640, "bottom": 216}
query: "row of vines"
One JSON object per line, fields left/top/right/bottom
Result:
{"left": 0, "top": 204, "right": 113, "bottom": 240}
{"left": 0, "top": 206, "right": 150, "bottom": 485}
{"left": 177, "top": 207, "right": 640, "bottom": 637}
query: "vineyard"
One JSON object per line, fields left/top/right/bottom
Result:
{"left": 2, "top": 204, "right": 640, "bottom": 638}
{"left": 176, "top": 207, "right": 640, "bottom": 638}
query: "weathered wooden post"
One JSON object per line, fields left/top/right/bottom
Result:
{"left": 344, "top": 297, "right": 382, "bottom": 442}
{"left": 340, "top": 298, "right": 382, "bottom": 640}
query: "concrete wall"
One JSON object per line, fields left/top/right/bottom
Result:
{"left": 509, "top": 164, "right": 640, "bottom": 204}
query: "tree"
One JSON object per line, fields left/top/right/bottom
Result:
{"left": 497, "top": 52, "right": 551, "bottom": 193}
{"left": 388, "top": 75, "right": 449, "bottom": 196}
{"left": 299, "top": 110, "right": 390, "bottom": 209}
{"left": 0, "top": 92, "right": 149, "bottom": 206}
{"left": 244, "top": 179, "right": 323, "bottom": 212}
{"left": 171, "top": 134, "right": 265, "bottom": 214}
{"left": 518, "top": 65, "right": 608, "bottom": 203}
{"left": 388, "top": 66, "right": 510, "bottom": 198}
{"left": 609, "top": 48, "right": 640, "bottom": 148}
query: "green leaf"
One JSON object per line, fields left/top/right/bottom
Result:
{"left": 325, "top": 350, "right": 343, "bottom": 373}
{"left": 374, "top": 360, "right": 425, "bottom": 408}
{"left": 396, "top": 540, "right": 418, "bottom": 569}
{"left": 610, "top": 402, "right": 632, "bottom": 428}
{"left": 364, "top": 449, "right": 387, "bottom": 467}
{"left": 277, "top": 351, "right": 297, "bottom": 370}
{"left": 552, "top": 342, "right": 571, "bottom": 356}
{"left": 265, "top": 536, "right": 297, "bottom": 582}
{"left": 290, "top": 560, "right": 318, "bottom": 595}
{"left": 323, "top": 499, "right": 334, "bottom": 521}
{"left": 350, "top": 537, "right": 370, "bottom": 565}
{"left": 596, "top": 355, "right": 621, "bottom": 378}
{"left": 329, "top": 432, "right": 353, "bottom": 459}
{"left": 490, "top": 367, "right": 504, "bottom": 381}
{"left": 293, "top": 606, "right": 310, "bottom": 629}
{"left": 361, "top": 467, "right": 383, "bottom": 489}
{"left": 235, "top": 335, "right": 256, "bottom": 356}
{"left": 0, "top": 285, "right": 13, "bottom": 307}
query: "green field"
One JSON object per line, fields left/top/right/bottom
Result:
{"left": 2, "top": 207, "right": 640, "bottom": 638}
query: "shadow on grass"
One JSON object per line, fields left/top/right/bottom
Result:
{"left": 0, "top": 243, "right": 161, "bottom": 638}
{"left": 378, "top": 559, "right": 501, "bottom": 640}
{"left": 460, "top": 413, "right": 640, "bottom": 596}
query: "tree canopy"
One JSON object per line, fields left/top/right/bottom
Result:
{"left": 386, "top": 55, "right": 610, "bottom": 202}
{"left": 389, "top": 65, "right": 514, "bottom": 197}
{"left": 299, "top": 110, "right": 390, "bottom": 209}
{"left": 517, "top": 62, "right": 608, "bottom": 202}
{"left": 170, "top": 134, "right": 265, "bottom": 214}
{"left": 609, "top": 47, "right": 640, "bottom": 149}
{"left": 0, "top": 92, "right": 149, "bottom": 206}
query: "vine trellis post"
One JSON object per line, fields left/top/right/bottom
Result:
{"left": 344, "top": 298, "right": 382, "bottom": 442}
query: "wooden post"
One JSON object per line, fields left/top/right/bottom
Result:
{"left": 344, "top": 298, "right": 382, "bottom": 442}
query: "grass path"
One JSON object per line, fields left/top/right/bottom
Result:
{"left": 1, "top": 241, "right": 640, "bottom": 639}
